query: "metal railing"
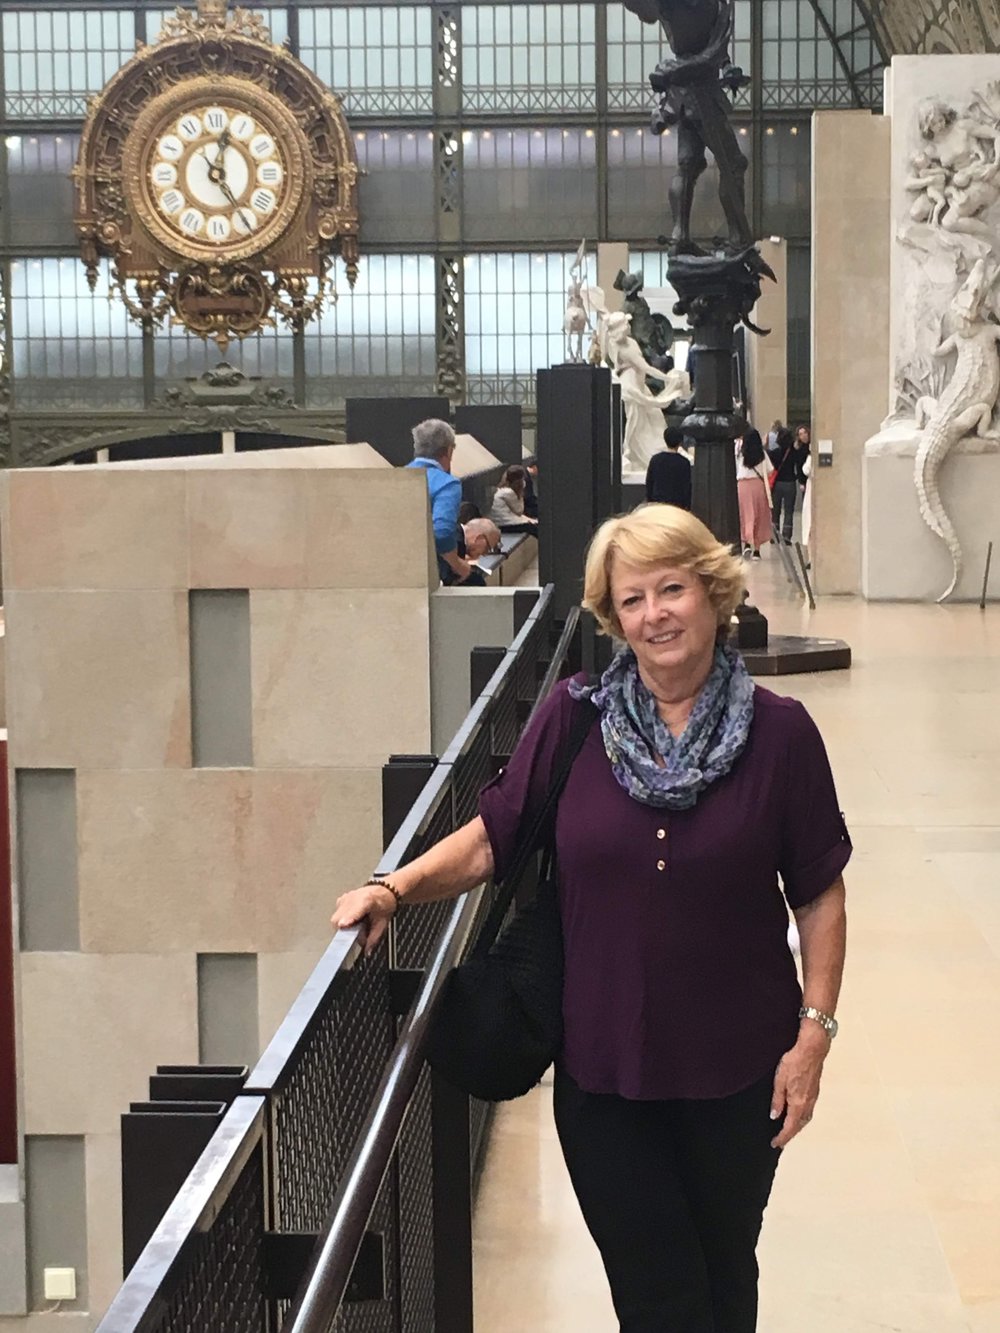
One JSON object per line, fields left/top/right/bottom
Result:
{"left": 97, "top": 585, "right": 582, "bottom": 1333}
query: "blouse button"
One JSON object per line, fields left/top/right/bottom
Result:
{"left": 656, "top": 859, "right": 666, "bottom": 871}
{"left": 656, "top": 828, "right": 666, "bottom": 840}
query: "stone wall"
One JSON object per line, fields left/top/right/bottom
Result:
{"left": 811, "top": 109, "right": 891, "bottom": 595}
{"left": 0, "top": 446, "right": 433, "bottom": 1323}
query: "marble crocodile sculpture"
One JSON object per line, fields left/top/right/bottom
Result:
{"left": 914, "top": 258, "right": 1000, "bottom": 601}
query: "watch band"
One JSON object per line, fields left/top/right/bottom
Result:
{"left": 799, "top": 1005, "right": 839, "bottom": 1040}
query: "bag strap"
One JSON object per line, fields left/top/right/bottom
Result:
{"left": 475, "top": 690, "right": 598, "bottom": 954}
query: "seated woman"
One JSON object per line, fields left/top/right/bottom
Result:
{"left": 490, "top": 465, "right": 539, "bottom": 533}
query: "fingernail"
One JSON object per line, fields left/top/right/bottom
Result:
{"left": 769, "top": 1109, "right": 780, "bottom": 1120}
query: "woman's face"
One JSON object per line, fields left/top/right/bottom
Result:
{"left": 796, "top": 427, "right": 810, "bottom": 446}
{"left": 610, "top": 559, "right": 719, "bottom": 683}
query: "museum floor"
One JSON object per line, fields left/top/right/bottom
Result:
{"left": 473, "top": 549, "right": 1000, "bottom": 1333}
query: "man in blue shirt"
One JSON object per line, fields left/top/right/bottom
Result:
{"left": 405, "top": 419, "right": 475, "bottom": 585}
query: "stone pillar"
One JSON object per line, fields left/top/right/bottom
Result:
{"left": 745, "top": 237, "right": 787, "bottom": 433}
{"left": 811, "top": 110, "right": 890, "bottom": 595}
{"left": 597, "top": 243, "right": 629, "bottom": 313}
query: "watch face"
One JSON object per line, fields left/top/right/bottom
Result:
{"left": 147, "top": 104, "right": 289, "bottom": 250}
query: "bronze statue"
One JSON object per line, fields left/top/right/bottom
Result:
{"left": 624, "top": 0, "right": 751, "bottom": 252}
{"left": 613, "top": 269, "right": 675, "bottom": 371}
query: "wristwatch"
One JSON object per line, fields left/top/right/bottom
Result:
{"left": 799, "top": 1005, "right": 839, "bottom": 1040}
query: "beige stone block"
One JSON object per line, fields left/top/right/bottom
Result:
{"left": 85, "top": 1134, "right": 123, "bottom": 1321}
{"left": 188, "top": 468, "right": 308, "bottom": 589}
{"left": 257, "top": 950, "right": 326, "bottom": 1052}
{"left": 78, "top": 770, "right": 258, "bottom": 955}
{"left": 304, "top": 469, "right": 432, "bottom": 589}
{"left": 5, "top": 590, "right": 191, "bottom": 769}
{"left": 3, "top": 469, "right": 187, "bottom": 592}
{"left": 251, "top": 589, "right": 431, "bottom": 767}
{"left": 78, "top": 768, "right": 382, "bottom": 955}
{"left": 252, "top": 769, "right": 382, "bottom": 951}
{"left": 21, "top": 953, "right": 197, "bottom": 1136}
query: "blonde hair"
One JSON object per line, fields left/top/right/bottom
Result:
{"left": 582, "top": 504, "right": 745, "bottom": 639}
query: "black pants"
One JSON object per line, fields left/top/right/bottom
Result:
{"left": 553, "top": 1068, "right": 782, "bottom": 1333}
{"left": 771, "top": 480, "right": 797, "bottom": 543}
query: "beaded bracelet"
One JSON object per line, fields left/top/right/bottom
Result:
{"left": 363, "top": 877, "right": 403, "bottom": 912}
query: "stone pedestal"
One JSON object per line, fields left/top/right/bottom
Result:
{"left": 862, "top": 55, "right": 1000, "bottom": 602}
{"left": 863, "top": 427, "right": 1000, "bottom": 600}
{"left": 536, "top": 364, "right": 618, "bottom": 671}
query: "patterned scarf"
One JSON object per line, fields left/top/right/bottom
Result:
{"left": 568, "top": 642, "right": 755, "bottom": 809}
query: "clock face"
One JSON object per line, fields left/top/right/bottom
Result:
{"left": 147, "top": 104, "right": 290, "bottom": 250}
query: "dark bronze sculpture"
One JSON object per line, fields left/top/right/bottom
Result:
{"left": 613, "top": 269, "right": 675, "bottom": 370}
{"left": 625, "top": 0, "right": 751, "bottom": 252}
{"left": 623, "top": 0, "right": 774, "bottom": 547}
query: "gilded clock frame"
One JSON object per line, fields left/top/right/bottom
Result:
{"left": 122, "top": 77, "right": 310, "bottom": 267}
{"left": 73, "top": 1, "right": 361, "bottom": 348}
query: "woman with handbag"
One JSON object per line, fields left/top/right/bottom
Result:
{"left": 767, "top": 425, "right": 799, "bottom": 544}
{"left": 330, "top": 505, "right": 851, "bottom": 1333}
{"left": 735, "top": 428, "right": 773, "bottom": 559}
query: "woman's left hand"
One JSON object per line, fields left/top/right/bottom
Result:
{"left": 769, "top": 1026, "right": 829, "bottom": 1149}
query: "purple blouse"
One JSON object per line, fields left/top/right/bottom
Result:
{"left": 478, "top": 674, "right": 852, "bottom": 1101}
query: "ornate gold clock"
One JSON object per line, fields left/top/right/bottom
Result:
{"left": 74, "top": 0, "right": 360, "bottom": 349}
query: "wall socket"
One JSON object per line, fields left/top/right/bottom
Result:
{"left": 43, "top": 1267, "right": 77, "bottom": 1302}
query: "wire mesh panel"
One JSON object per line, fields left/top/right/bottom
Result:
{"left": 158, "top": 1142, "right": 268, "bottom": 1333}
{"left": 395, "top": 1066, "right": 435, "bottom": 1333}
{"left": 490, "top": 670, "right": 520, "bottom": 762}
{"left": 451, "top": 724, "right": 493, "bottom": 828}
{"left": 393, "top": 787, "right": 455, "bottom": 973}
{"left": 269, "top": 951, "right": 397, "bottom": 1330}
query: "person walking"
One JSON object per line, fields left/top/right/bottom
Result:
{"left": 645, "top": 425, "right": 692, "bottom": 508}
{"left": 331, "top": 505, "right": 851, "bottom": 1333}
{"left": 767, "top": 426, "right": 801, "bottom": 544}
{"left": 735, "top": 428, "right": 773, "bottom": 559}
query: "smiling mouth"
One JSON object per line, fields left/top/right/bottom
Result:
{"left": 648, "top": 630, "right": 681, "bottom": 644}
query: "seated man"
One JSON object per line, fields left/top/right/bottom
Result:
{"left": 462, "top": 517, "right": 502, "bottom": 562}
{"left": 405, "top": 418, "right": 478, "bottom": 586}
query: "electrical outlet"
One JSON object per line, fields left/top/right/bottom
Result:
{"left": 43, "top": 1267, "right": 76, "bottom": 1302}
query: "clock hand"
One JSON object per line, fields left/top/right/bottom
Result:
{"left": 217, "top": 177, "right": 255, "bottom": 233}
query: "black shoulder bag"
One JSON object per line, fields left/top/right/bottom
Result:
{"left": 426, "top": 697, "right": 598, "bottom": 1102}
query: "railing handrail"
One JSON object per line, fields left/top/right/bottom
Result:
{"left": 284, "top": 593, "right": 578, "bottom": 1332}
{"left": 97, "top": 1096, "right": 266, "bottom": 1331}
{"left": 243, "top": 928, "right": 361, "bottom": 1096}
{"left": 96, "top": 582, "right": 570, "bottom": 1333}
{"left": 282, "top": 884, "right": 486, "bottom": 1329}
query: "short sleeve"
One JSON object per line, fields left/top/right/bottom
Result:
{"left": 478, "top": 678, "right": 580, "bottom": 883}
{"left": 431, "top": 475, "right": 462, "bottom": 553}
{"left": 778, "top": 702, "right": 852, "bottom": 910}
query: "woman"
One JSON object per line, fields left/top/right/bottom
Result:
{"left": 331, "top": 506, "right": 850, "bottom": 1333}
{"left": 490, "top": 465, "right": 538, "bottom": 532}
{"left": 767, "top": 426, "right": 799, "bottom": 545}
{"left": 735, "top": 428, "right": 772, "bottom": 559}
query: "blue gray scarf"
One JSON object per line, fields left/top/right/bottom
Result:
{"left": 569, "top": 643, "right": 755, "bottom": 809}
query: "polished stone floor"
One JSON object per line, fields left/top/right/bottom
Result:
{"left": 474, "top": 550, "right": 1000, "bottom": 1332}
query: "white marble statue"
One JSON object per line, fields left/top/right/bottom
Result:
{"left": 601, "top": 311, "right": 690, "bottom": 473}
{"left": 563, "top": 239, "right": 592, "bottom": 364}
{"left": 897, "top": 87, "right": 1000, "bottom": 418}
{"left": 911, "top": 258, "right": 1000, "bottom": 601}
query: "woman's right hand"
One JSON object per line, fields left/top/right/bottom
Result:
{"left": 330, "top": 883, "right": 397, "bottom": 957}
